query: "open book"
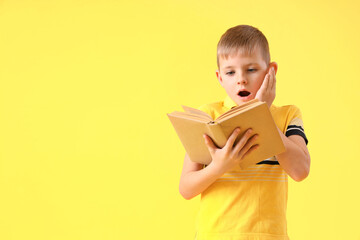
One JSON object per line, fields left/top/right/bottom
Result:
{"left": 167, "top": 99, "right": 285, "bottom": 170}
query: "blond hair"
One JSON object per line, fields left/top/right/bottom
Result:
{"left": 217, "top": 25, "right": 270, "bottom": 68}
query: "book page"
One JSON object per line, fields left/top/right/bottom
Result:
{"left": 167, "top": 111, "right": 210, "bottom": 123}
{"left": 216, "top": 99, "right": 261, "bottom": 121}
{"left": 182, "top": 105, "right": 213, "bottom": 121}
{"left": 167, "top": 114, "right": 214, "bottom": 165}
{"left": 216, "top": 102, "right": 285, "bottom": 169}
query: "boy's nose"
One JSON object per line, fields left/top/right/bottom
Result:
{"left": 237, "top": 78, "right": 247, "bottom": 85}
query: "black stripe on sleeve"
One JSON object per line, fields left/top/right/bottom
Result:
{"left": 256, "top": 160, "right": 279, "bottom": 165}
{"left": 287, "top": 125, "right": 304, "bottom": 131}
{"left": 286, "top": 129, "right": 308, "bottom": 145}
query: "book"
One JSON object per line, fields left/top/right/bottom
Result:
{"left": 167, "top": 99, "right": 285, "bottom": 170}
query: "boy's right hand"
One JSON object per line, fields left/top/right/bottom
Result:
{"left": 255, "top": 66, "right": 276, "bottom": 108}
{"left": 203, "top": 128, "right": 259, "bottom": 175}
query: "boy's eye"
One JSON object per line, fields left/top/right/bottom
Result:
{"left": 248, "top": 69, "right": 257, "bottom": 72}
{"left": 226, "top": 71, "right": 235, "bottom": 75}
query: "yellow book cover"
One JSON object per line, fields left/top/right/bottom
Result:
{"left": 167, "top": 99, "right": 285, "bottom": 169}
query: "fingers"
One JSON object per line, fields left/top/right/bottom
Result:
{"left": 203, "top": 134, "right": 217, "bottom": 155}
{"left": 232, "top": 129, "right": 255, "bottom": 155}
{"left": 225, "top": 128, "right": 241, "bottom": 149}
{"left": 204, "top": 128, "right": 259, "bottom": 161}
{"left": 272, "top": 68, "right": 276, "bottom": 91}
{"left": 262, "top": 73, "right": 270, "bottom": 91}
{"left": 269, "top": 67, "right": 276, "bottom": 90}
{"left": 236, "top": 133, "right": 259, "bottom": 159}
{"left": 241, "top": 143, "right": 260, "bottom": 159}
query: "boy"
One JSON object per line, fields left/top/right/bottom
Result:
{"left": 179, "top": 25, "right": 310, "bottom": 240}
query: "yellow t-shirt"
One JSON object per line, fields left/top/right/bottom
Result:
{"left": 195, "top": 96, "right": 308, "bottom": 240}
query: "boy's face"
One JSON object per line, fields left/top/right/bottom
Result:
{"left": 216, "top": 46, "right": 277, "bottom": 106}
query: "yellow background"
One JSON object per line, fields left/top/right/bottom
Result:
{"left": 1, "top": 0, "right": 359, "bottom": 239}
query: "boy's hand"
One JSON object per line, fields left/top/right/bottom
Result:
{"left": 203, "top": 128, "right": 259, "bottom": 175}
{"left": 255, "top": 67, "right": 276, "bottom": 108}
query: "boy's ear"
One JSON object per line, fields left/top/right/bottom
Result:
{"left": 269, "top": 62, "right": 278, "bottom": 75}
{"left": 216, "top": 70, "right": 223, "bottom": 86}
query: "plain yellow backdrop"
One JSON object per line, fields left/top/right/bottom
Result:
{"left": 1, "top": 0, "right": 360, "bottom": 239}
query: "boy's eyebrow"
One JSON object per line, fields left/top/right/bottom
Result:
{"left": 223, "top": 63, "right": 259, "bottom": 69}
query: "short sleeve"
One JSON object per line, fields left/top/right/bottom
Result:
{"left": 197, "top": 104, "right": 216, "bottom": 120}
{"left": 285, "top": 106, "right": 308, "bottom": 145}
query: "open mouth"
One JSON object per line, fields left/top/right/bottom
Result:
{"left": 238, "top": 90, "right": 251, "bottom": 97}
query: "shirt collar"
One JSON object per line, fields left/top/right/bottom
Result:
{"left": 223, "top": 96, "right": 238, "bottom": 110}
{"left": 223, "top": 95, "right": 276, "bottom": 111}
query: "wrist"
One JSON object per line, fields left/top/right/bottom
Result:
{"left": 265, "top": 97, "right": 274, "bottom": 108}
{"left": 207, "top": 161, "right": 226, "bottom": 177}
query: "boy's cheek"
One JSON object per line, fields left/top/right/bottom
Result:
{"left": 257, "top": 79, "right": 265, "bottom": 88}
{"left": 254, "top": 85, "right": 262, "bottom": 94}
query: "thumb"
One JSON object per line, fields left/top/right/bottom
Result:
{"left": 260, "top": 73, "right": 270, "bottom": 91}
{"left": 203, "top": 134, "right": 217, "bottom": 155}
{"left": 256, "top": 74, "right": 269, "bottom": 99}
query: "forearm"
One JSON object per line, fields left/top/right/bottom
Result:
{"left": 179, "top": 163, "right": 223, "bottom": 200}
{"left": 275, "top": 127, "right": 310, "bottom": 181}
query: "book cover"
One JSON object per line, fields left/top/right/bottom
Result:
{"left": 168, "top": 99, "right": 285, "bottom": 169}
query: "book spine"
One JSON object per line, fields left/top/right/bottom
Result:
{"left": 206, "top": 122, "right": 227, "bottom": 149}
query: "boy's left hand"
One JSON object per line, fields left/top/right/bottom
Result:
{"left": 255, "top": 67, "right": 276, "bottom": 108}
